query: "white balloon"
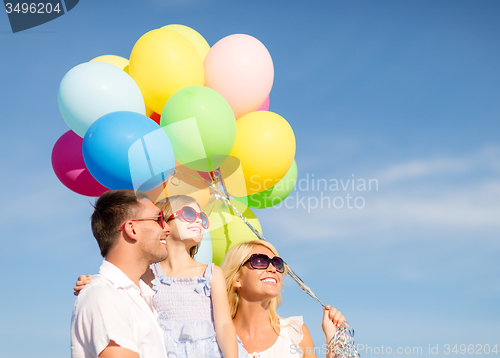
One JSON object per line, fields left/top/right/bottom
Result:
{"left": 58, "top": 62, "right": 145, "bottom": 137}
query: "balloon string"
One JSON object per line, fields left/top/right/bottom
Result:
{"left": 173, "top": 169, "right": 360, "bottom": 358}
{"left": 206, "top": 170, "right": 325, "bottom": 306}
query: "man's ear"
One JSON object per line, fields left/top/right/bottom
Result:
{"left": 123, "top": 222, "right": 139, "bottom": 242}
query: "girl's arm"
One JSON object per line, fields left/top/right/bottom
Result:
{"left": 299, "top": 324, "right": 317, "bottom": 358}
{"left": 211, "top": 265, "right": 239, "bottom": 358}
{"left": 73, "top": 275, "right": 92, "bottom": 296}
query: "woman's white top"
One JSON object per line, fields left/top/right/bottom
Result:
{"left": 246, "top": 316, "right": 304, "bottom": 358}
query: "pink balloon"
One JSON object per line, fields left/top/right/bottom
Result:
{"left": 204, "top": 34, "right": 274, "bottom": 119}
{"left": 256, "top": 96, "right": 270, "bottom": 111}
{"left": 52, "top": 130, "right": 108, "bottom": 196}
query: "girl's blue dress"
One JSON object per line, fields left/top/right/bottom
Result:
{"left": 150, "top": 262, "right": 248, "bottom": 358}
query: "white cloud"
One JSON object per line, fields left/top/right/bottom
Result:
{"left": 258, "top": 146, "right": 500, "bottom": 244}
{"left": 375, "top": 145, "right": 500, "bottom": 183}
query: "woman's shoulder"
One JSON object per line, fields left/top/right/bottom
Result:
{"left": 279, "top": 316, "right": 304, "bottom": 326}
{"left": 279, "top": 316, "right": 304, "bottom": 346}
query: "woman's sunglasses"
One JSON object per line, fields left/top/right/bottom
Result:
{"left": 242, "top": 254, "right": 285, "bottom": 273}
{"left": 167, "top": 206, "right": 209, "bottom": 229}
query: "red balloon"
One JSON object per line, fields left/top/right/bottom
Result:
{"left": 150, "top": 111, "right": 161, "bottom": 125}
{"left": 51, "top": 130, "right": 109, "bottom": 196}
{"left": 197, "top": 171, "right": 214, "bottom": 181}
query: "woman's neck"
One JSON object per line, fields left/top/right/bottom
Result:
{"left": 233, "top": 299, "right": 280, "bottom": 353}
{"left": 233, "top": 299, "right": 273, "bottom": 334}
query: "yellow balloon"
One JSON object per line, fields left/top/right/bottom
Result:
{"left": 90, "top": 55, "right": 129, "bottom": 70}
{"left": 221, "top": 111, "right": 295, "bottom": 196}
{"left": 205, "top": 199, "right": 262, "bottom": 265}
{"left": 162, "top": 24, "right": 210, "bottom": 61}
{"left": 129, "top": 29, "right": 205, "bottom": 114}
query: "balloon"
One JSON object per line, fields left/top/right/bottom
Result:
{"left": 205, "top": 199, "right": 262, "bottom": 266}
{"left": 145, "top": 164, "right": 211, "bottom": 208}
{"left": 197, "top": 171, "right": 213, "bottom": 182}
{"left": 162, "top": 24, "right": 210, "bottom": 61}
{"left": 256, "top": 96, "right": 270, "bottom": 111}
{"left": 220, "top": 111, "right": 295, "bottom": 196}
{"left": 204, "top": 34, "right": 274, "bottom": 119}
{"left": 161, "top": 85, "right": 236, "bottom": 172}
{"left": 58, "top": 62, "right": 146, "bottom": 137}
{"left": 193, "top": 229, "right": 213, "bottom": 265}
{"left": 150, "top": 111, "right": 161, "bottom": 125}
{"left": 83, "top": 111, "right": 175, "bottom": 192}
{"left": 129, "top": 28, "right": 204, "bottom": 114}
{"left": 234, "top": 159, "right": 297, "bottom": 209}
{"left": 51, "top": 130, "right": 109, "bottom": 196}
{"left": 90, "top": 55, "right": 129, "bottom": 70}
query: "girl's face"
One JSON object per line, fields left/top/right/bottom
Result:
{"left": 234, "top": 246, "right": 283, "bottom": 300}
{"left": 168, "top": 203, "right": 205, "bottom": 242}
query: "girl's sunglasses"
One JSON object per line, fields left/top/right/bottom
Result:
{"left": 242, "top": 254, "right": 285, "bottom": 273}
{"left": 167, "top": 206, "right": 209, "bottom": 229}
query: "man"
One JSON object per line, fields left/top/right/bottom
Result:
{"left": 71, "top": 190, "right": 169, "bottom": 358}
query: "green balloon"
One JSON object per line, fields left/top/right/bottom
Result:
{"left": 161, "top": 85, "right": 236, "bottom": 172}
{"left": 235, "top": 159, "right": 297, "bottom": 209}
{"left": 205, "top": 199, "right": 262, "bottom": 266}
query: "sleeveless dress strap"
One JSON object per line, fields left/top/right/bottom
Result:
{"left": 150, "top": 262, "right": 163, "bottom": 279}
{"left": 203, "top": 263, "right": 214, "bottom": 281}
{"left": 194, "top": 263, "right": 214, "bottom": 296}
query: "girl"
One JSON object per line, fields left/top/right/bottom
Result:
{"left": 221, "top": 240, "right": 346, "bottom": 358}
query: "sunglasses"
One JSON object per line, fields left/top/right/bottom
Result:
{"left": 118, "top": 211, "right": 165, "bottom": 231}
{"left": 167, "top": 206, "right": 209, "bottom": 229}
{"left": 242, "top": 254, "right": 285, "bottom": 273}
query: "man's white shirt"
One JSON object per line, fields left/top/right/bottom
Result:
{"left": 71, "top": 260, "right": 167, "bottom": 358}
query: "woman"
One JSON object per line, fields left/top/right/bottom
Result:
{"left": 221, "top": 240, "right": 345, "bottom": 358}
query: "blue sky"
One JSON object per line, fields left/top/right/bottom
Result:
{"left": 1, "top": 1, "right": 499, "bottom": 357}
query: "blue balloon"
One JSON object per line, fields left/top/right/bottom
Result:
{"left": 83, "top": 111, "right": 175, "bottom": 192}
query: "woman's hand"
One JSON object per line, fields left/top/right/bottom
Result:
{"left": 322, "top": 304, "right": 345, "bottom": 343}
{"left": 73, "top": 275, "right": 92, "bottom": 296}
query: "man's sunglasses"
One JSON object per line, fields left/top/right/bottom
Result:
{"left": 118, "top": 211, "right": 165, "bottom": 231}
{"left": 167, "top": 206, "right": 209, "bottom": 229}
{"left": 242, "top": 254, "right": 285, "bottom": 273}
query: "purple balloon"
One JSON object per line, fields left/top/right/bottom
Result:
{"left": 51, "top": 130, "right": 108, "bottom": 196}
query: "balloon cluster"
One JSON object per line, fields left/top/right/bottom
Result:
{"left": 51, "top": 24, "right": 298, "bottom": 263}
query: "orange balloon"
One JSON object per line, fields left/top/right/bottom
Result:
{"left": 146, "top": 164, "right": 211, "bottom": 207}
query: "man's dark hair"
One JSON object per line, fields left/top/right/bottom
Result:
{"left": 91, "top": 190, "right": 149, "bottom": 257}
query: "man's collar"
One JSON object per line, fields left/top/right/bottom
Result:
{"left": 99, "top": 260, "right": 138, "bottom": 291}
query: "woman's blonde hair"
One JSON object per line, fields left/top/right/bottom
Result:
{"left": 221, "top": 240, "right": 286, "bottom": 334}
{"left": 155, "top": 195, "right": 201, "bottom": 258}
